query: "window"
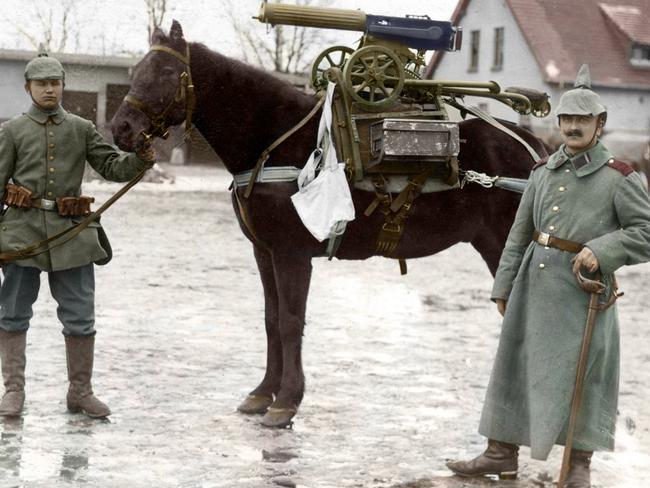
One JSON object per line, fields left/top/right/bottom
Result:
{"left": 469, "top": 30, "right": 480, "bottom": 72}
{"left": 630, "top": 43, "right": 650, "bottom": 67}
{"left": 493, "top": 27, "right": 504, "bottom": 70}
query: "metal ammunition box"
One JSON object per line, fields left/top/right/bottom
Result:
{"left": 369, "top": 119, "right": 459, "bottom": 167}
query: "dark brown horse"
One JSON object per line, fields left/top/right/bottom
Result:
{"left": 111, "top": 21, "right": 548, "bottom": 428}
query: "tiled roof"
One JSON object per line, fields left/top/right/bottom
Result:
{"left": 599, "top": 3, "right": 650, "bottom": 44}
{"left": 426, "top": 0, "right": 650, "bottom": 89}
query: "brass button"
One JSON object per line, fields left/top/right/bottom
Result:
{"left": 49, "top": 179, "right": 54, "bottom": 184}
{"left": 539, "top": 263, "right": 545, "bottom": 269}
{"left": 565, "top": 168, "right": 570, "bottom": 172}
{"left": 49, "top": 167, "right": 55, "bottom": 172}
{"left": 49, "top": 132, "right": 54, "bottom": 136}
{"left": 47, "top": 192, "right": 53, "bottom": 197}
{"left": 49, "top": 143, "right": 55, "bottom": 148}
{"left": 552, "top": 206, "right": 560, "bottom": 212}
{"left": 49, "top": 155, "right": 54, "bottom": 160}
{"left": 559, "top": 186, "right": 566, "bottom": 192}
{"left": 549, "top": 225, "right": 556, "bottom": 231}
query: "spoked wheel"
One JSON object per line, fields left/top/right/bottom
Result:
{"left": 343, "top": 45, "right": 405, "bottom": 110}
{"left": 311, "top": 45, "right": 354, "bottom": 90}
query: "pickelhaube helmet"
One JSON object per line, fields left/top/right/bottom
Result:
{"left": 555, "top": 64, "right": 606, "bottom": 117}
{"left": 24, "top": 45, "right": 65, "bottom": 81}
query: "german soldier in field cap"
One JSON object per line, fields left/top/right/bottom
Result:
{"left": 0, "top": 49, "right": 155, "bottom": 418}
{"left": 445, "top": 65, "right": 650, "bottom": 487}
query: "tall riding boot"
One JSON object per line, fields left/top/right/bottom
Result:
{"left": 65, "top": 335, "right": 111, "bottom": 418}
{"left": 563, "top": 450, "right": 592, "bottom": 488}
{"left": 446, "top": 439, "right": 519, "bottom": 479}
{"left": 0, "top": 330, "right": 27, "bottom": 417}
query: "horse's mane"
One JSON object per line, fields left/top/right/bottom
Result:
{"left": 187, "top": 42, "right": 319, "bottom": 171}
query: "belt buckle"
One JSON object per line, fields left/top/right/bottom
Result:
{"left": 40, "top": 199, "right": 56, "bottom": 211}
{"left": 537, "top": 231, "right": 550, "bottom": 246}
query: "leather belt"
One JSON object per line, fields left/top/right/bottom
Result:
{"left": 533, "top": 230, "right": 583, "bottom": 254}
{"left": 31, "top": 198, "right": 57, "bottom": 211}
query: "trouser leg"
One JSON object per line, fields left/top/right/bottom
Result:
{"left": 48, "top": 264, "right": 95, "bottom": 337}
{"left": 49, "top": 265, "right": 109, "bottom": 418}
{"left": 0, "top": 265, "right": 41, "bottom": 333}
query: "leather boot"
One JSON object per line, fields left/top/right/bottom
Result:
{"left": 0, "top": 330, "right": 26, "bottom": 417}
{"left": 446, "top": 439, "right": 519, "bottom": 479}
{"left": 65, "top": 335, "right": 111, "bottom": 418}
{"left": 563, "top": 450, "right": 592, "bottom": 488}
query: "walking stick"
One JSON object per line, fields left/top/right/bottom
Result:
{"left": 557, "top": 270, "right": 621, "bottom": 487}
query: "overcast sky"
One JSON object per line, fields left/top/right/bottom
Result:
{"left": 0, "top": 0, "right": 458, "bottom": 60}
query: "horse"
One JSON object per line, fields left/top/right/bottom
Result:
{"left": 110, "top": 21, "right": 549, "bottom": 428}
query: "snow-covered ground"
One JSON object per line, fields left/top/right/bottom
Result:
{"left": 1, "top": 164, "right": 648, "bottom": 488}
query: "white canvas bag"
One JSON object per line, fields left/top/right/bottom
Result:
{"left": 291, "top": 83, "right": 355, "bottom": 242}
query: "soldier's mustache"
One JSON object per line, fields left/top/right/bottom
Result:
{"left": 565, "top": 130, "right": 583, "bottom": 137}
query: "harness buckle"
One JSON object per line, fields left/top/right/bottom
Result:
{"left": 382, "top": 222, "right": 401, "bottom": 234}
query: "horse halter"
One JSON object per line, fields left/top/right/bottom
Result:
{"left": 124, "top": 44, "right": 195, "bottom": 145}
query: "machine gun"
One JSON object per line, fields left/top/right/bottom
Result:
{"left": 254, "top": 2, "right": 462, "bottom": 51}
{"left": 254, "top": 2, "right": 550, "bottom": 117}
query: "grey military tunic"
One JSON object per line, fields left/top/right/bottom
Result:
{"left": 0, "top": 104, "right": 148, "bottom": 271}
{"left": 480, "top": 142, "right": 650, "bottom": 460}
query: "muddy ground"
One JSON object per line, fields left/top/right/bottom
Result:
{"left": 1, "top": 164, "right": 648, "bottom": 488}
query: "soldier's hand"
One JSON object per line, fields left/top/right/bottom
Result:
{"left": 572, "top": 247, "right": 599, "bottom": 274}
{"left": 136, "top": 145, "right": 157, "bottom": 166}
{"left": 496, "top": 298, "right": 507, "bottom": 317}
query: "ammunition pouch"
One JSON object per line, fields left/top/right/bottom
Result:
{"left": 2, "top": 183, "right": 33, "bottom": 209}
{"left": 2, "top": 184, "right": 95, "bottom": 217}
{"left": 56, "top": 196, "right": 95, "bottom": 217}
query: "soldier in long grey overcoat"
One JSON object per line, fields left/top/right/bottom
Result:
{"left": 0, "top": 51, "right": 155, "bottom": 418}
{"left": 446, "top": 65, "right": 650, "bottom": 488}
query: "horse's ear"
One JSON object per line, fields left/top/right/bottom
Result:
{"left": 170, "top": 20, "right": 185, "bottom": 42}
{"left": 151, "top": 26, "right": 166, "bottom": 45}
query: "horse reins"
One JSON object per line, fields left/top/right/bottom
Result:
{"left": 124, "top": 44, "right": 196, "bottom": 144}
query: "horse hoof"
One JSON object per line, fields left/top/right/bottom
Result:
{"left": 261, "top": 407, "right": 297, "bottom": 428}
{"left": 237, "top": 394, "right": 273, "bottom": 414}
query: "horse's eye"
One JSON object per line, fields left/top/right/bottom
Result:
{"left": 162, "top": 66, "right": 176, "bottom": 76}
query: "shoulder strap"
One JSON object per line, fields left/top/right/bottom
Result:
{"left": 532, "top": 156, "right": 549, "bottom": 170}
{"left": 607, "top": 159, "right": 634, "bottom": 176}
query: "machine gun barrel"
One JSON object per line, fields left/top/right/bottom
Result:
{"left": 254, "top": 3, "right": 366, "bottom": 31}
{"left": 254, "top": 2, "right": 460, "bottom": 51}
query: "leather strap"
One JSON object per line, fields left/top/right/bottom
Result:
{"left": 0, "top": 167, "right": 149, "bottom": 264}
{"left": 445, "top": 99, "right": 543, "bottom": 163}
{"left": 532, "top": 230, "right": 583, "bottom": 254}
{"left": 244, "top": 94, "right": 326, "bottom": 199}
{"left": 30, "top": 198, "right": 57, "bottom": 211}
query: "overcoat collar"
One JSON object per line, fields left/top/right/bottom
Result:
{"left": 546, "top": 141, "right": 614, "bottom": 177}
{"left": 24, "top": 104, "right": 67, "bottom": 125}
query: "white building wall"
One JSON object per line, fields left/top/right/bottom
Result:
{"left": 0, "top": 61, "right": 31, "bottom": 120}
{"left": 432, "top": 0, "right": 650, "bottom": 141}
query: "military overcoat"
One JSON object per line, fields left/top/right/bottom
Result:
{"left": 480, "top": 141, "right": 650, "bottom": 460}
{"left": 0, "top": 105, "right": 148, "bottom": 271}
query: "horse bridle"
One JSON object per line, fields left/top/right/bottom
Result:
{"left": 124, "top": 44, "right": 195, "bottom": 145}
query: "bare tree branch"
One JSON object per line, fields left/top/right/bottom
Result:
{"left": 226, "top": 0, "right": 335, "bottom": 75}
{"left": 145, "top": 0, "right": 167, "bottom": 43}
{"left": 12, "top": 0, "right": 79, "bottom": 52}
